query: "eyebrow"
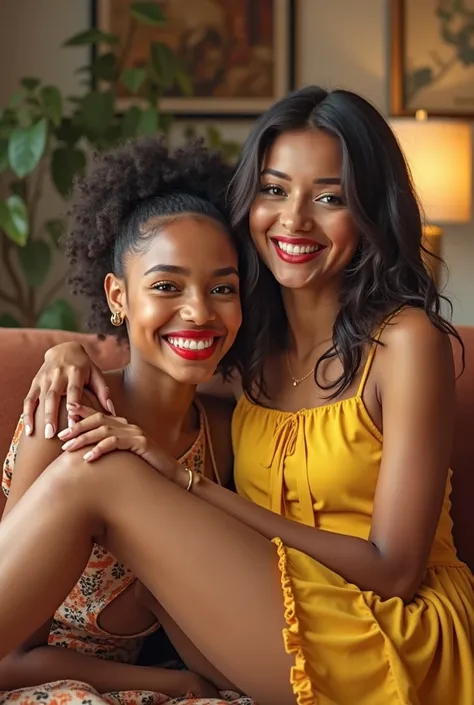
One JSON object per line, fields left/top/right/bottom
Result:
{"left": 144, "top": 264, "right": 239, "bottom": 277}
{"left": 261, "top": 168, "right": 341, "bottom": 185}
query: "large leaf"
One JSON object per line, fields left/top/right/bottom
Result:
{"left": 137, "top": 107, "right": 158, "bottom": 135}
{"left": 54, "top": 118, "right": 82, "bottom": 147}
{"left": 63, "top": 28, "right": 118, "bottom": 46}
{"left": 8, "top": 118, "right": 47, "bottom": 177}
{"left": 0, "top": 195, "right": 29, "bottom": 246}
{"left": 0, "top": 139, "right": 9, "bottom": 172}
{"left": 21, "top": 77, "right": 40, "bottom": 92}
{"left": 130, "top": 2, "right": 166, "bottom": 26}
{"left": 78, "top": 91, "right": 114, "bottom": 136}
{"left": 44, "top": 218, "right": 66, "bottom": 248}
{"left": 120, "top": 67, "right": 147, "bottom": 94}
{"left": 121, "top": 106, "right": 142, "bottom": 138}
{"left": 92, "top": 52, "right": 117, "bottom": 82}
{"left": 18, "top": 238, "right": 51, "bottom": 287}
{"left": 175, "top": 67, "right": 193, "bottom": 97}
{"left": 150, "top": 42, "right": 178, "bottom": 88}
{"left": 36, "top": 299, "right": 78, "bottom": 331}
{"left": 40, "top": 85, "right": 63, "bottom": 126}
{"left": 0, "top": 313, "right": 21, "bottom": 327}
{"left": 51, "top": 146, "right": 86, "bottom": 197}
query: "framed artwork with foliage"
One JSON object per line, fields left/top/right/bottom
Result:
{"left": 390, "top": 0, "right": 474, "bottom": 117}
{"left": 91, "top": 0, "right": 295, "bottom": 118}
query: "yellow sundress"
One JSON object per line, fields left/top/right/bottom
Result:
{"left": 232, "top": 333, "right": 474, "bottom": 705}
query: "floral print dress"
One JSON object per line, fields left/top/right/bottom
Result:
{"left": 1, "top": 406, "right": 255, "bottom": 705}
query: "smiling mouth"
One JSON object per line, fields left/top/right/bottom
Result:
{"left": 163, "top": 335, "right": 220, "bottom": 361}
{"left": 270, "top": 237, "right": 327, "bottom": 263}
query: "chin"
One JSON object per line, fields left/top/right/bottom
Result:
{"left": 270, "top": 267, "right": 322, "bottom": 290}
{"left": 171, "top": 366, "right": 216, "bottom": 386}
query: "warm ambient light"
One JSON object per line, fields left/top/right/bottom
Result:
{"left": 389, "top": 116, "right": 472, "bottom": 283}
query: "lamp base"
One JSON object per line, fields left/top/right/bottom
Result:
{"left": 421, "top": 225, "right": 443, "bottom": 286}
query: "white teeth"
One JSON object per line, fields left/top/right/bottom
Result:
{"left": 167, "top": 337, "right": 214, "bottom": 350}
{"left": 277, "top": 241, "right": 320, "bottom": 255}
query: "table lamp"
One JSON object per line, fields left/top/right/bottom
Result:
{"left": 389, "top": 112, "right": 472, "bottom": 284}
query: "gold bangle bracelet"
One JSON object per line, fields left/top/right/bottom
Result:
{"left": 184, "top": 467, "right": 194, "bottom": 492}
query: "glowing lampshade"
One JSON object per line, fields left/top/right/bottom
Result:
{"left": 389, "top": 118, "right": 472, "bottom": 224}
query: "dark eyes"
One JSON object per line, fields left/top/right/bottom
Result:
{"left": 261, "top": 184, "right": 285, "bottom": 197}
{"left": 260, "top": 184, "right": 344, "bottom": 206}
{"left": 151, "top": 281, "right": 237, "bottom": 295}
{"left": 153, "top": 282, "right": 178, "bottom": 292}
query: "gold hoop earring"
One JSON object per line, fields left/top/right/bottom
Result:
{"left": 110, "top": 311, "right": 123, "bottom": 327}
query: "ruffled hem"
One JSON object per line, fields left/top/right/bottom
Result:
{"left": 272, "top": 537, "right": 316, "bottom": 705}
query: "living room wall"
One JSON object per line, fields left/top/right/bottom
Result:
{"left": 0, "top": 0, "right": 473, "bottom": 324}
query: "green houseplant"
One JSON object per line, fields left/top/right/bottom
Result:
{"left": 0, "top": 1, "right": 239, "bottom": 330}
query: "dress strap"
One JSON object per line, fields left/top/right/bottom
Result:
{"left": 356, "top": 307, "right": 404, "bottom": 397}
{"left": 193, "top": 397, "right": 223, "bottom": 486}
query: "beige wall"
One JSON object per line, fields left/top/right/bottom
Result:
{"left": 1, "top": 0, "right": 473, "bottom": 324}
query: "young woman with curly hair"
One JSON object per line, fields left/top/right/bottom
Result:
{"left": 0, "top": 138, "right": 253, "bottom": 701}
{"left": 1, "top": 87, "right": 473, "bottom": 705}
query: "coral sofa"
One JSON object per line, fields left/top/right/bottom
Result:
{"left": 0, "top": 326, "right": 473, "bottom": 574}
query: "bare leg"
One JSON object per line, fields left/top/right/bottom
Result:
{"left": 0, "top": 452, "right": 296, "bottom": 704}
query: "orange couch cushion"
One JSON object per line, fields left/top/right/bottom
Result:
{"left": 0, "top": 328, "right": 129, "bottom": 463}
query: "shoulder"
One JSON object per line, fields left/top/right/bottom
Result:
{"left": 379, "top": 308, "right": 454, "bottom": 374}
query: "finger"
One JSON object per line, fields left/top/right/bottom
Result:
{"left": 57, "top": 410, "right": 109, "bottom": 440}
{"left": 89, "top": 363, "right": 115, "bottom": 415}
{"left": 65, "top": 403, "right": 99, "bottom": 419}
{"left": 61, "top": 426, "right": 115, "bottom": 452}
{"left": 83, "top": 436, "right": 124, "bottom": 461}
{"left": 22, "top": 381, "right": 41, "bottom": 436}
{"left": 65, "top": 366, "right": 86, "bottom": 409}
{"left": 43, "top": 372, "right": 68, "bottom": 438}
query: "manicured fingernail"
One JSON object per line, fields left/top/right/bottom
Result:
{"left": 45, "top": 423, "right": 54, "bottom": 439}
{"left": 106, "top": 399, "right": 116, "bottom": 416}
{"left": 83, "top": 451, "right": 94, "bottom": 461}
{"left": 62, "top": 439, "right": 76, "bottom": 450}
{"left": 68, "top": 418, "right": 76, "bottom": 429}
{"left": 25, "top": 424, "right": 32, "bottom": 437}
{"left": 58, "top": 428, "right": 71, "bottom": 439}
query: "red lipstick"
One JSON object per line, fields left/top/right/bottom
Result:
{"left": 163, "top": 330, "right": 221, "bottom": 361}
{"left": 270, "top": 236, "right": 326, "bottom": 264}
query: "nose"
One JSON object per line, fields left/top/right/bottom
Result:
{"left": 179, "top": 293, "right": 216, "bottom": 325}
{"left": 280, "top": 199, "right": 313, "bottom": 233}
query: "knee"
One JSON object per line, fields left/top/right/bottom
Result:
{"left": 42, "top": 449, "right": 101, "bottom": 507}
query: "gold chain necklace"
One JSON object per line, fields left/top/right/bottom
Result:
{"left": 286, "top": 350, "right": 315, "bottom": 387}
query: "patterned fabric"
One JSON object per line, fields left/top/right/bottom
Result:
{"left": 1, "top": 410, "right": 207, "bottom": 665}
{"left": 0, "top": 681, "right": 255, "bottom": 705}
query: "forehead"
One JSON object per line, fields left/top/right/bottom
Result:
{"left": 263, "top": 129, "right": 342, "bottom": 178}
{"left": 131, "top": 214, "right": 237, "bottom": 271}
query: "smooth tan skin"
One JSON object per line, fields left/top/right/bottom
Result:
{"left": 0, "top": 215, "right": 242, "bottom": 697}
{"left": 0, "top": 130, "right": 455, "bottom": 704}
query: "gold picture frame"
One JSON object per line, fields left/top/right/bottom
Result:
{"left": 91, "top": 0, "right": 295, "bottom": 118}
{"left": 390, "top": 0, "right": 474, "bottom": 118}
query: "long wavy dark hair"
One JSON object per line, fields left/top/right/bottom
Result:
{"left": 229, "top": 86, "right": 464, "bottom": 402}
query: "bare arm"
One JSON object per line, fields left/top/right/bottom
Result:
{"left": 59, "top": 311, "right": 455, "bottom": 602}
{"left": 23, "top": 344, "right": 238, "bottom": 437}
{"left": 186, "top": 311, "right": 454, "bottom": 601}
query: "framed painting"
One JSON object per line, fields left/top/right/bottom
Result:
{"left": 390, "top": 0, "right": 474, "bottom": 117}
{"left": 91, "top": 0, "right": 295, "bottom": 118}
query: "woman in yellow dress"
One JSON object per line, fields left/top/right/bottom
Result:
{"left": 1, "top": 86, "right": 473, "bottom": 705}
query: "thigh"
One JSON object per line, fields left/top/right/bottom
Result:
{"left": 137, "top": 583, "right": 238, "bottom": 692}
{"left": 96, "top": 458, "right": 296, "bottom": 704}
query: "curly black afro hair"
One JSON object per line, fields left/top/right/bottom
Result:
{"left": 63, "top": 136, "right": 248, "bottom": 376}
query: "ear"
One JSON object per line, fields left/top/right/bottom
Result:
{"left": 104, "top": 273, "right": 126, "bottom": 319}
